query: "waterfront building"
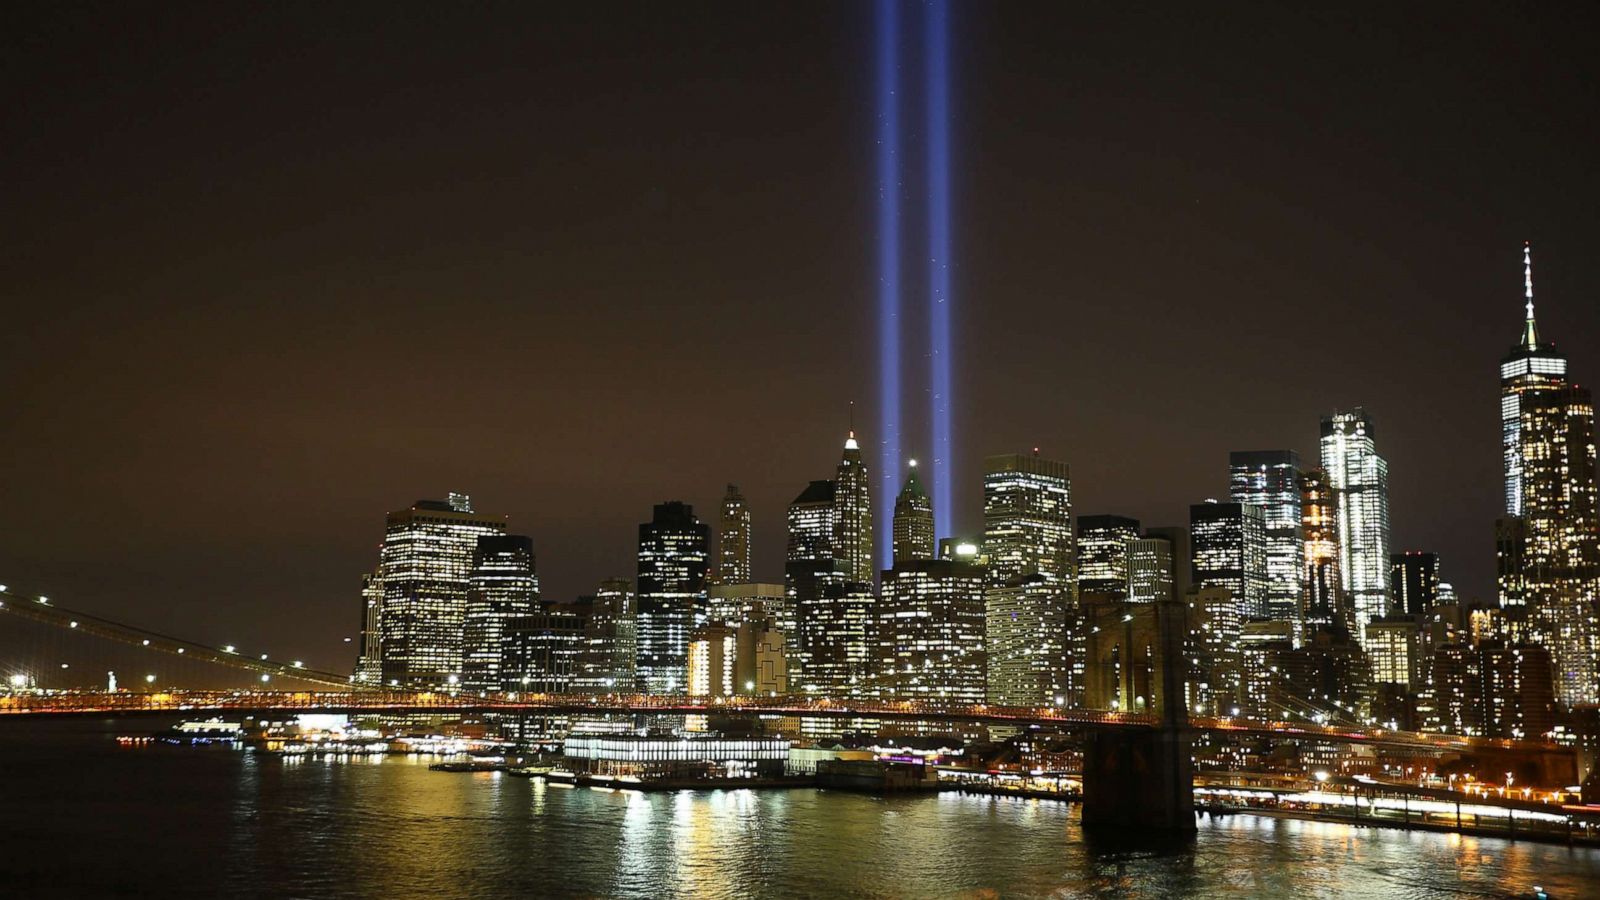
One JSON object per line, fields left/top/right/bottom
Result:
{"left": 462, "top": 535, "right": 539, "bottom": 693}
{"left": 561, "top": 731, "right": 790, "bottom": 779}
{"left": 876, "top": 558, "right": 986, "bottom": 703}
{"left": 503, "top": 608, "right": 584, "bottom": 694}
{"left": 1126, "top": 536, "right": 1175, "bottom": 604}
{"left": 1229, "top": 450, "right": 1304, "bottom": 626}
{"left": 1190, "top": 500, "right": 1268, "bottom": 619}
{"left": 1389, "top": 551, "right": 1440, "bottom": 618}
{"left": 575, "top": 577, "right": 636, "bottom": 693}
{"left": 982, "top": 452, "right": 1072, "bottom": 706}
{"left": 715, "top": 484, "right": 752, "bottom": 585}
{"left": 796, "top": 580, "right": 875, "bottom": 698}
{"left": 835, "top": 432, "right": 875, "bottom": 584}
{"left": 892, "top": 462, "right": 935, "bottom": 563}
{"left": 1075, "top": 514, "right": 1139, "bottom": 597}
{"left": 635, "top": 501, "right": 709, "bottom": 694}
{"left": 375, "top": 494, "right": 508, "bottom": 690}
{"left": 352, "top": 571, "right": 383, "bottom": 686}
{"left": 1320, "top": 409, "right": 1392, "bottom": 642}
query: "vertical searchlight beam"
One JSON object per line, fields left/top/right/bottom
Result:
{"left": 926, "top": 0, "right": 953, "bottom": 536}
{"left": 876, "top": 0, "right": 901, "bottom": 572}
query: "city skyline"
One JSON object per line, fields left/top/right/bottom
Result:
{"left": 5, "top": 4, "right": 1600, "bottom": 675}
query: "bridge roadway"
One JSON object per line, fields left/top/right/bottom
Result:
{"left": 0, "top": 689, "right": 1558, "bottom": 754}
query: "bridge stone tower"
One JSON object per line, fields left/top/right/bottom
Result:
{"left": 1080, "top": 597, "right": 1196, "bottom": 831}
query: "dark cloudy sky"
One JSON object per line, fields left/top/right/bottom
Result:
{"left": 4, "top": 2, "right": 1599, "bottom": 675}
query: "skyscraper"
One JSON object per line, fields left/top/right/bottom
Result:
{"left": 786, "top": 479, "right": 840, "bottom": 683}
{"left": 1300, "top": 468, "right": 1345, "bottom": 633}
{"left": 1076, "top": 514, "right": 1140, "bottom": 596}
{"left": 716, "top": 484, "right": 752, "bottom": 586}
{"left": 892, "top": 461, "right": 935, "bottom": 562}
{"left": 982, "top": 452, "right": 1073, "bottom": 706}
{"left": 1320, "top": 408, "right": 1391, "bottom": 641}
{"left": 1497, "top": 245, "right": 1600, "bottom": 706}
{"left": 876, "top": 558, "right": 986, "bottom": 703}
{"left": 1389, "top": 551, "right": 1440, "bottom": 618}
{"left": 352, "top": 571, "right": 383, "bottom": 685}
{"left": 1127, "top": 537, "right": 1175, "bottom": 604}
{"left": 575, "top": 577, "right": 636, "bottom": 693}
{"left": 635, "top": 501, "right": 709, "bottom": 694}
{"left": 1190, "top": 500, "right": 1268, "bottom": 620}
{"left": 461, "top": 534, "right": 539, "bottom": 693}
{"left": 375, "top": 494, "right": 507, "bottom": 689}
{"left": 1502, "top": 243, "right": 1570, "bottom": 518}
{"left": 834, "top": 432, "right": 875, "bottom": 584}
{"left": 1229, "top": 450, "right": 1304, "bottom": 626}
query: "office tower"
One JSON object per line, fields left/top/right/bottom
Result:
{"left": 502, "top": 608, "right": 584, "bottom": 694}
{"left": 1229, "top": 450, "right": 1304, "bottom": 626}
{"left": 892, "top": 461, "right": 936, "bottom": 562}
{"left": 1502, "top": 243, "right": 1570, "bottom": 517}
{"left": 982, "top": 452, "right": 1073, "bottom": 706}
{"left": 1186, "top": 584, "right": 1242, "bottom": 716}
{"left": 786, "top": 479, "right": 842, "bottom": 684}
{"left": 1076, "top": 514, "right": 1139, "bottom": 596}
{"left": 1190, "top": 500, "right": 1268, "bottom": 619}
{"left": 716, "top": 484, "right": 752, "bottom": 585}
{"left": 1389, "top": 552, "right": 1440, "bottom": 618}
{"left": 876, "top": 558, "right": 986, "bottom": 703}
{"left": 1144, "top": 525, "right": 1193, "bottom": 602}
{"left": 1320, "top": 409, "right": 1391, "bottom": 641}
{"left": 1479, "top": 643, "right": 1557, "bottom": 740}
{"left": 835, "top": 432, "right": 875, "bottom": 584}
{"left": 352, "top": 571, "right": 383, "bottom": 685}
{"left": 575, "top": 577, "right": 636, "bottom": 693}
{"left": 461, "top": 535, "right": 539, "bottom": 693}
{"left": 1366, "top": 618, "right": 1419, "bottom": 689}
{"left": 1299, "top": 468, "right": 1344, "bottom": 632}
{"left": 796, "top": 580, "right": 875, "bottom": 698}
{"left": 1518, "top": 385, "right": 1600, "bottom": 705}
{"left": 1497, "top": 246, "right": 1600, "bottom": 706}
{"left": 1239, "top": 620, "right": 1295, "bottom": 718}
{"left": 1127, "top": 537, "right": 1175, "bottom": 604}
{"left": 635, "top": 501, "right": 709, "bottom": 694}
{"left": 376, "top": 495, "right": 507, "bottom": 689}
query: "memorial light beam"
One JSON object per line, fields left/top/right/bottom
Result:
{"left": 876, "top": 0, "right": 902, "bottom": 571}
{"left": 926, "top": 0, "right": 953, "bottom": 536}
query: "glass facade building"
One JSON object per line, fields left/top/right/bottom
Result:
{"left": 635, "top": 501, "right": 709, "bottom": 694}
{"left": 1190, "top": 500, "right": 1268, "bottom": 620}
{"left": 1075, "top": 514, "right": 1139, "bottom": 596}
{"left": 715, "top": 484, "right": 752, "bottom": 586}
{"left": 876, "top": 558, "right": 986, "bottom": 703}
{"left": 1319, "top": 409, "right": 1391, "bottom": 643}
{"left": 1228, "top": 450, "right": 1304, "bottom": 627}
{"left": 375, "top": 495, "right": 508, "bottom": 690}
{"left": 981, "top": 453, "right": 1072, "bottom": 706}
{"left": 461, "top": 534, "right": 539, "bottom": 693}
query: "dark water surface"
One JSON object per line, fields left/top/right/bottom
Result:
{"left": 3, "top": 717, "right": 1597, "bottom": 898}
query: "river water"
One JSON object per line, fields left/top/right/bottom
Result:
{"left": 3, "top": 718, "right": 1597, "bottom": 898}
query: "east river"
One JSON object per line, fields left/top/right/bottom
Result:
{"left": 4, "top": 718, "right": 1599, "bottom": 898}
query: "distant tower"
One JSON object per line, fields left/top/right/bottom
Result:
{"left": 353, "top": 571, "right": 384, "bottom": 685}
{"left": 1320, "top": 409, "right": 1391, "bottom": 643}
{"left": 1501, "top": 243, "right": 1569, "bottom": 517}
{"left": 1229, "top": 450, "right": 1305, "bottom": 627}
{"left": 635, "top": 501, "right": 709, "bottom": 694}
{"left": 461, "top": 535, "right": 539, "bottom": 693}
{"left": 892, "top": 461, "right": 935, "bottom": 563}
{"left": 717, "top": 484, "right": 752, "bottom": 585}
{"left": 376, "top": 495, "right": 508, "bottom": 690}
{"left": 1190, "top": 500, "right": 1269, "bottom": 619}
{"left": 834, "top": 432, "right": 875, "bottom": 584}
{"left": 1389, "top": 551, "right": 1440, "bottom": 618}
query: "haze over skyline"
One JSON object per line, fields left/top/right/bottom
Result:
{"left": 6, "top": 3, "right": 1600, "bottom": 671}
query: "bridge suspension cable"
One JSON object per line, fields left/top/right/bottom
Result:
{"left": 0, "top": 581, "right": 360, "bottom": 690}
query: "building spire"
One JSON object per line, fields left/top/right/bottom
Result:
{"left": 1522, "top": 241, "right": 1540, "bottom": 348}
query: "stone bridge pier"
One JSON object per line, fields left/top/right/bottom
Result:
{"left": 1080, "top": 597, "right": 1195, "bottom": 831}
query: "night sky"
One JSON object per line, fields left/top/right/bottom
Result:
{"left": 5, "top": 3, "right": 1599, "bottom": 674}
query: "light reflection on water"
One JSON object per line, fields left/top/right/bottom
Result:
{"left": 3, "top": 717, "right": 1598, "bottom": 899}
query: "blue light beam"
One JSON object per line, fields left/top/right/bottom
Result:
{"left": 926, "top": 0, "right": 953, "bottom": 537}
{"left": 876, "top": 0, "right": 902, "bottom": 573}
